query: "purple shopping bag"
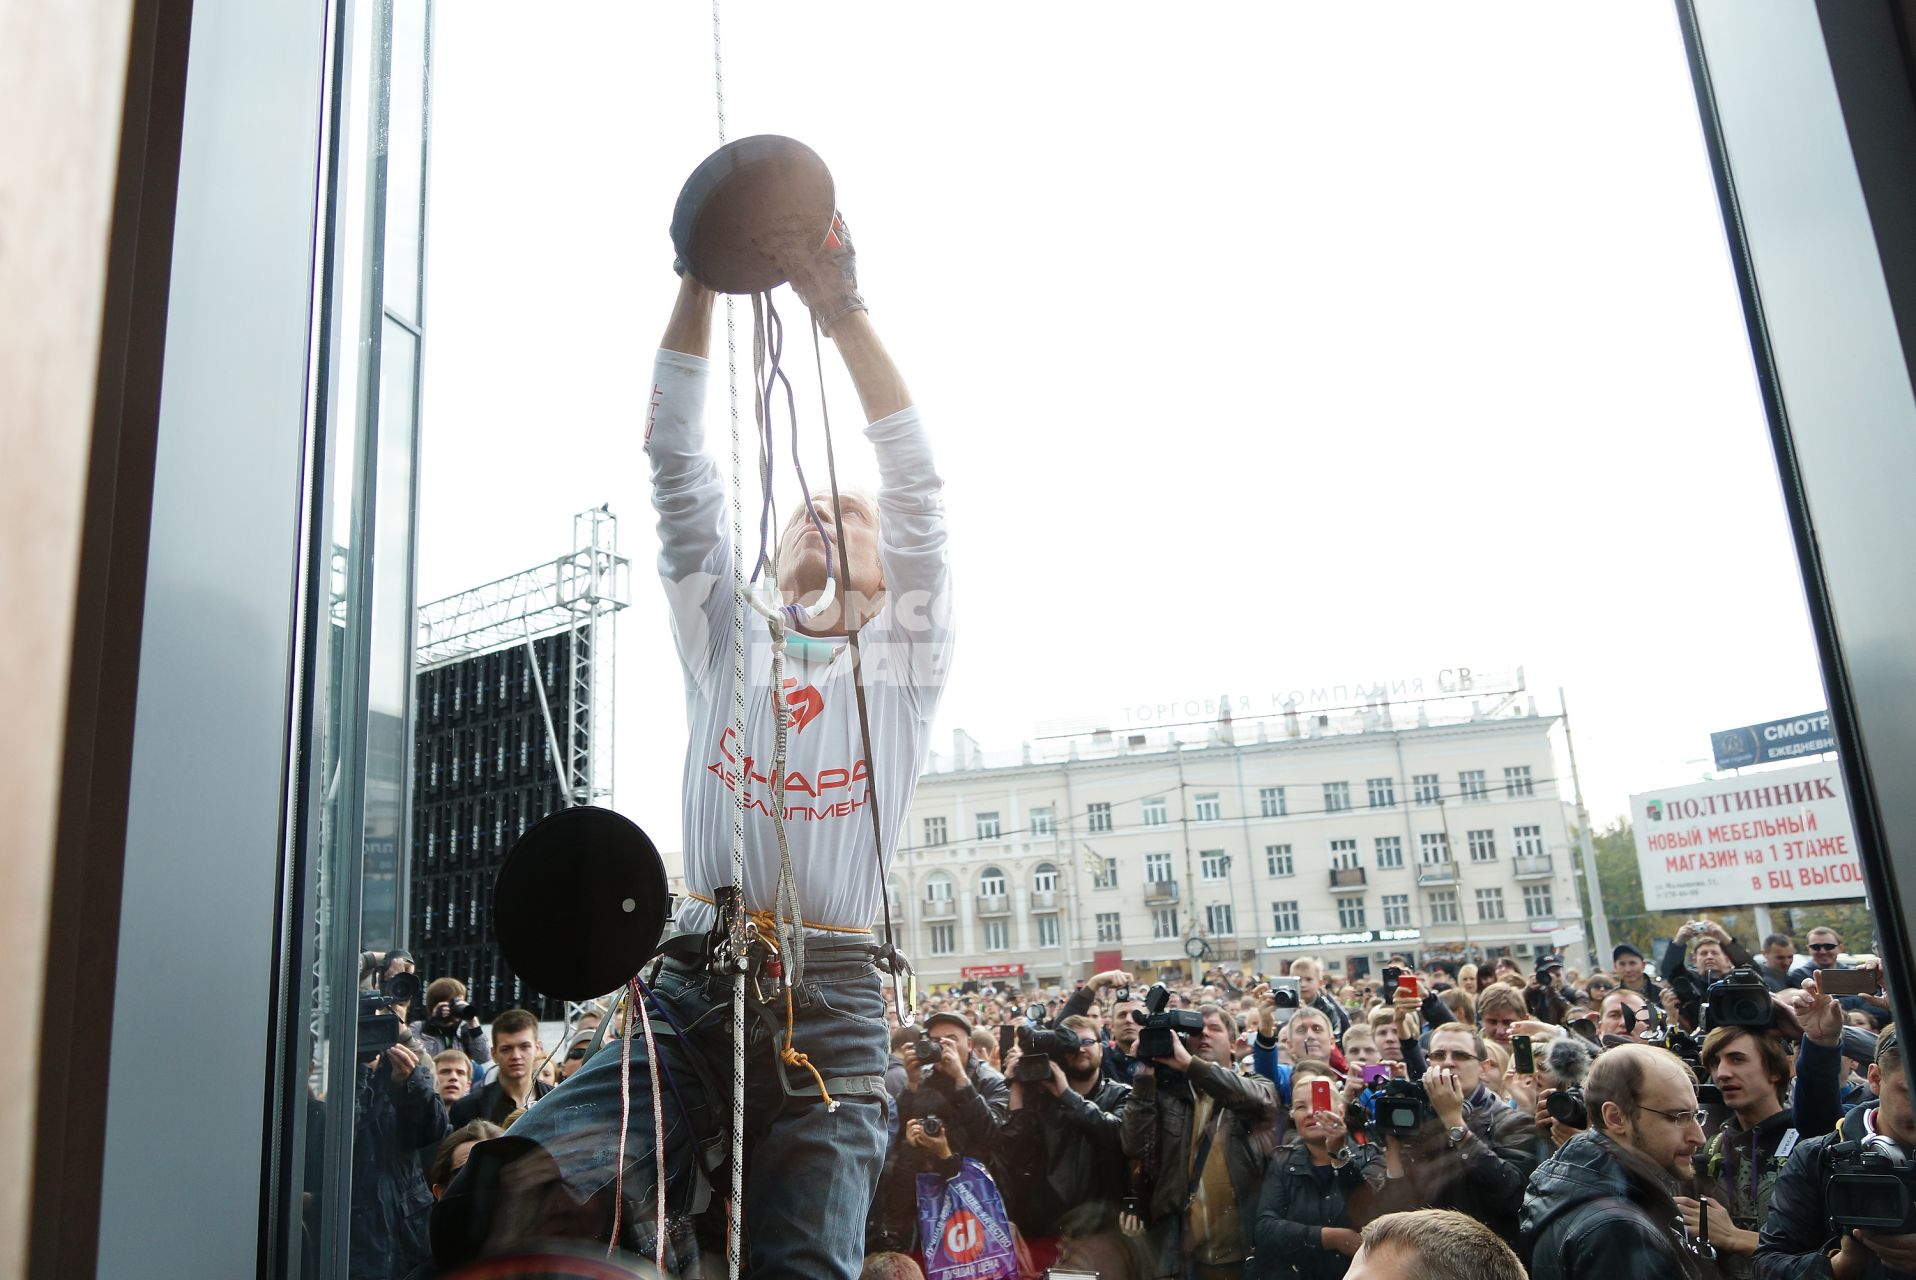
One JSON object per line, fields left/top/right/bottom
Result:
{"left": 915, "top": 1157, "right": 1018, "bottom": 1280}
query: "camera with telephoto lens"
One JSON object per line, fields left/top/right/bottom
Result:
{"left": 1010, "top": 1003, "right": 1084, "bottom": 1082}
{"left": 1702, "top": 966, "right": 1775, "bottom": 1032}
{"left": 1374, "top": 1079, "right": 1436, "bottom": 1138}
{"left": 1546, "top": 1086, "right": 1588, "bottom": 1130}
{"left": 1131, "top": 983, "right": 1205, "bottom": 1060}
{"left": 1828, "top": 1139, "right": 1916, "bottom": 1233}
{"left": 382, "top": 968, "right": 421, "bottom": 1006}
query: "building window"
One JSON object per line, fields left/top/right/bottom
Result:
{"left": 976, "top": 811, "right": 1001, "bottom": 840}
{"left": 1323, "top": 781, "right": 1351, "bottom": 812}
{"left": 924, "top": 816, "right": 948, "bottom": 846}
{"left": 1427, "top": 889, "right": 1460, "bottom": 924}
{"left": 1152, "top": 907, "right": 1179, "bottom": 940}
{"left": 1367, "top": 777, "right": 1396, "bottom": 808}
{"left": 1459, "top": 770, "right": 1489, "bottom": 802}
{"left": 1375, "top": 836, "right": 1404, "bottom": 869}
{"left": 1330, "top": 838, "right": 1360, "bottom": 869}
{"left": 1096, "top": 912, "right": 1122, "bottom": 943}
{"left": 1195, "top": 793, "right": 1223, "bottom": 822}
{"left": 1259, "top": 786, "right": 1287, "bottom": 817}
{"left": 1037, "top": 915, "right": 1061, "bottom": 948}
{"left": 926, "top": 874, "right": 953, "bottom": 902}
{"left": 1145, "top": 851, "right": 1173, "bottom": 882}
{"left": 1142, "top": 797, "right": 1168, "bottom": 826}
{"left": 1030, "top": 806, "right": 1055, "bottom": 835}
{"left": 1206, "top": 903, "right": 1235, "bottom": 935}
{"left": 1093, "top": 856, "right": 1118, "bottom": 889}
{"left": 1382, "top": 893, "right": 1411, "bottom": 927}
{"left": 1523, "top": 884, "right": 1555, "bottom": 918}
{"left": 1514, "top": 824, "right": 1545, "bottom": 857}
{"left": 1419, "top": 832, "right": 1451, "bottom": 863}
{"left": 1266, "top": 844, "right": 1294, "bottom": 877}
{"left": 979, "top": 866, "right": 1006, "bottom": 897}
{"left": 1087, "top": 802, "right": 1112, "bottom": 833}
{"left": 1271, "top": 900, "right": 1301, "bottom": 933}
{"left": 1467, "top": 829, "right": 1497, "bottom": 862}
{"left": 1413, "top": 774, "right": 1442, "bottom": 805}
{"left": 1200, "top": 851, "right": 1230, "bottom": 881}
{"left": 1337, "top": 896, "right": 1366, "bottom": 929}
{"left": 930, "top": 924, "right": 956, "bottom": 955}
{"left": 1475, "top": 887, "right": 1506, "bottom": 921}
{"left": 983, "top": 920, "right": 1010, "bottom": 950}
{"left": 1504, "top": 765, "right": 1535, "bottom": 798}
{"left": 1033, "top": 862, "right": 1058, "bottom": 894}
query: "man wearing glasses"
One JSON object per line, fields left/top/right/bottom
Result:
{"left": 1378, "top": 1023, "right": 1541, "bottom": 1252}
{"left": 1789, "top": 927, "right": 1851, "bottom": 987}
{"left": 1520, "top": 1043, "right": 1711, "bottom": 1280}
{"left": 994, "top": 1014, "right": 1131, "bottom": 1252}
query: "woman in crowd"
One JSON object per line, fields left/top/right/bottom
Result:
{"left": 1253, "top": 1060, "right": 1387, "bottom": 1279}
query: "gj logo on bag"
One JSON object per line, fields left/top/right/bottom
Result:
{"left": 916, "top": 1157, "right": 1017, "bottom": 1280}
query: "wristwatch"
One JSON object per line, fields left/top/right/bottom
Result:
{"left": 1446, "top": 1124, "right": 1471, "bottom": 1149}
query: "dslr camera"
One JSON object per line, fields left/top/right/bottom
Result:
{"left": 1132, "top": 982, "right": 1205, "bottom": 1060}
{"left": 1004, "top": 1002, "right": 1085, "bottom": 1083}
{"left": 1702, "top": 966, "right": 1775, "bottom": 1033}
{"left": 1829, "top": 1139, "right": 1916, "bottom": 1233}
{"left": 1546, "top": 1087, "right": 1588, "bottom": 1130}
{"left": 1374, "top": 1079, "right": 1436, "bottom": 1139}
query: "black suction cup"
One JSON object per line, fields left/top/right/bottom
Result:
{"left": 493, "top": 806, "right": 670, "bottom": 1001}
{"left": 670, "top": 134, "right": 835, "bottom": 295}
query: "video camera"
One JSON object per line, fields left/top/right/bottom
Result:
{"left": 1132, "top": 983, "right": 1205, "bottom": 1060}
{"left": 1374, "top": 1079, "right": 1436, "bottom": 1138}
{"left": 1000, "top": 1002, "right": 1085, "bottom": 1083}
{"left": 1829, "top": 1139, "right": 1916, "bottom": 1233}
{"left": 1702, "top": 967, "right": 1775, "bottom": 1033}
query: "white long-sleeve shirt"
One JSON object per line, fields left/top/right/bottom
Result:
{"left": 646, "top": 348, "right": 954, "bottom": 937}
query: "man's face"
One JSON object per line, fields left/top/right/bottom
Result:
{"left": 1112, "top": 1001, "right": 1140, "bottom": 1050}
{"left": 494, "top": 1029, "right": 538, "bottom": 1083}
{"left": 1289, "top": 1012, "right": 1335, "bottom": 1062}
{"left": 1345, "top": 1039, "right": 1382, "bottom": 1068}
{"left": 1809, "top": 932, "right": 1842, "bottom": 968}
{"left": 927, "top": 1020, "right": 969, "bottom": 1057}
{"left": 1427, "top": 1028, "right": 1484, "bottom": 1096}
{"left": 1610, "top": 1053, "right": 1705, "bottom": 1180}
{"left": 1374, "top": 1024, "right": 1402, "bottom": 1061}
{"left": 1480, "top": 1006, "right": 1517, "bottom": 1048}
{"left": 1873, "top": 1065, "right": 1916, "bottom": 1147}
{"left": 1063, "top": 1028, "right": 1101, "bottom": 1083}
{"left": 384, "top": 956, "right": 415, "bottom": 981}
{"left": 1599, "top": 991, "right": 1649, "bottom": 1039}
{"left": 1614, "top": 953, "right": 1644, "bottom": 982}
{"left": 434, "top": 1057, "right": 470, "bottom": 1103}
{"left": 1764, "top": 942, "right": 1794, "bottom": 973}
{"left": 1694, "top": 940, "right": 1729, "bottom": 978}
{"left": 776, "top": 497, "right": 884, "bottom": 610}
{"left": 1345, "top": 1241, "right": 1417, "bottom": 1280}
{"left": 1196, "top": 1013, "right": 1234, "bottom": 1064}
{"left": 558, "top": 1036, "right": 594, "bottom": 1081}
{"left": 1710, "top": 1030, "right": 1783, "bottom": 1116}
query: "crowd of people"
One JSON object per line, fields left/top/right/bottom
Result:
{"left": 346, "top": 918, "right": 1908, "bottom": 1279}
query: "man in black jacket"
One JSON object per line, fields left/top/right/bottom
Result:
{"left": 1757, "top": 1023, "right": 1916, "bottom": 1280}
{"left": 994, "top": 1014, "right": 1130, "bottom": 1241}
{"left": 351, "top": 1038, "right": 450, "bottom": 1280}
{"left": 1379, "top": 1023, "right": 1541, "bottom": 1252}
{"left": 448, "top": 1009, "right": 551, "bottom": 1127}
{"left": 1662, "top": 919, "right": 1754, "bottom": 1029}
{"left": 1520, "top": 1043, "right": 1709, "bottom": 1280}
{"left": 1613, "top": 942, "right": 1665, "bottom": 1007}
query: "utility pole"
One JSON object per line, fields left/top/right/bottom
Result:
{"left": 1561, "top": 688, "right": 1613, "bottom": 964}
{"left": 1176, "top": 743, "right": 1201, "bottom": 984}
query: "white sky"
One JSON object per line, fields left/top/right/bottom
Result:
{"left": 415, "top": 2, "right": 1828, "bottom": 855}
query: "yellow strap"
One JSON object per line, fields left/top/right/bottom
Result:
{"left": 680, "top": 888, "right": 873, "bottom": 935}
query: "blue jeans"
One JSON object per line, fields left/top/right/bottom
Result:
{"left": 450, "top": 949, "right": 891, "bottom": 1278}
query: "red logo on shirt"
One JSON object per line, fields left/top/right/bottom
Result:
{"left": 783, "top": 678, "right": 824, "bottom": 734}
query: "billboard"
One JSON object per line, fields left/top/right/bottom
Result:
{"left": 1710, "top": 711, "right": 1836, "bottom": 770}
{"left": 1630, "top": 761, "right": 1864, "bottom": 909}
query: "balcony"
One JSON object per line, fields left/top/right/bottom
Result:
{"left": 1031, "top": 890, "right": 1058, "bottom": 911}
{"left": 1329, "top": 866, "right": 1367, "bottom": 889}
{"left": 976, "top": 893, "right": 1010, "bottom": 915}
{"left": 1416, "top": 861, "right": 1458, "bottom": 885}
{"left": 1514, "top": 854, "right": 1554, "bottom": 879}
{"left": 1144, "top": 879, "right": 1180, "bottom": 904}
{"left": 923, "top": 899, "right": 957, "bottom": 920}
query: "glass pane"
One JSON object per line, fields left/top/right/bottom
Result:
{"left": 383, "top": 0, "right": 428, "bottom": 322}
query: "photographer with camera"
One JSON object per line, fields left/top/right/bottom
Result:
{"left": 1121, "top": 994, "right": 1279, "bottom": 1278}
{"left": 1372, "top": 1023, "right": 1540, "bottom": 1252}
{"left": 410, "top": 976, "right": 490, "bottom": 1069}
{"left": 995, "top": 1014, "right": 1131, "bottom": 1257}
{"left": 1521, "top": 1043, "right": 1711, "bottom": 1280}
{"left": 1255, "top": 1059, "right": 1388, "bottom": 1279}
{"left": 1665, "top": 920, "right": 1755, "bottom": 1030}
{"left": 1053, "top": 968, "right": 1145, "bottom": 1083}
{"left": 1527, "top": 954, "right": 1574, "bottom": 1027}
{"left": 1757, "top": 1022, "right": 1916, "bottom": 1279}
{"left": 350, "top": 982, "right": 449, "bottom": 1280}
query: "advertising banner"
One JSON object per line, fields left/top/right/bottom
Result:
{"left": 959, "top": 964, "right": 1025, "bottom": 980}
{"left": 1630, "top": 761, "right": 1863, "bottom": 909}
{"left": 1710, "top": 711, "right": 1836, "bottom": 770}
